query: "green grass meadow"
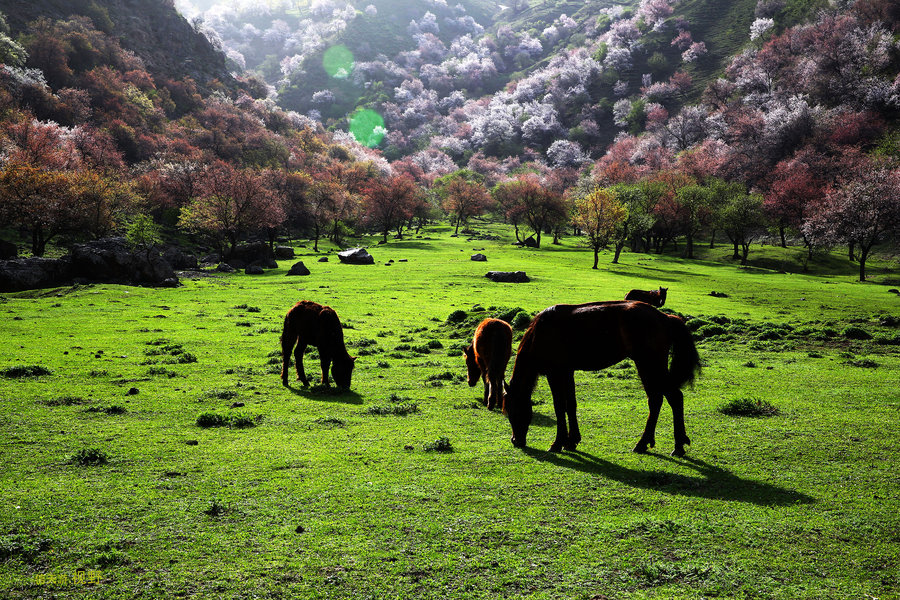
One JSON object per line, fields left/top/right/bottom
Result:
{"left": 1, "top": 224, "right": 899, "bottom": 598}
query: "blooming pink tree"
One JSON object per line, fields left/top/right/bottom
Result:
{"left": 802, "top": 163, "right": 900, "bottom": 281}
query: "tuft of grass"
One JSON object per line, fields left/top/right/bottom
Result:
{"left": 718, "top": 397, "right": 780, "bottom": 417}
{"left": 423, "top": 436, "right": 453, "bottom": 452}
{"left": 42, "top": 395, "right": 90, "bottom": 406}
{"left": 842, "top": 326, "right": 872, "bottom": 340}
{"left": 366, "top": 403, "right": 419, "bottom": 416}
{"left": 86, "top": 405, "right": 127, "bottom": 415}
{"left": 70, "top": 448, "right": 108, "bottom": 466}
{"left": 204, "top": 500, "right": 227, "bottom": 517}
{"left": 196, "top": 413, "right": 231, "bottom": 428}
{"left": 1, "top": 365, "right": 52, "bottom": 378}
{"left": 313, "top": 417, "right": 346, "bottom": 428}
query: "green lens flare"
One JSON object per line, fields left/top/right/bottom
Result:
{"left": 348, "top": 109, "right": 386, "bottom": 148}
{"left": 323, "top": 45, "right": 354, "bottom": 79}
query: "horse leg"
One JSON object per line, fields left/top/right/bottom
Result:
{"left": 633, "top": 359, "right": 666, "bottom": 454}
{"left": 294, "top": 342, "right": 309, "bottom": 386}
{"left": 482, "top": 373, "right": 490, "bottom": 408}
{"left": 665, "top": 387, "right": 691, "bottom": 457}
{"left": 319, "top": 350, "right": 332, "bottom": 386}
{"left": 487, "top": 373, "right": 501, "bottom": 411}
{"left": 280, "top": 336, "right": 294, "bottom": 387}
{"left": 546, "top": 370, "right": 576, "bottom": 452}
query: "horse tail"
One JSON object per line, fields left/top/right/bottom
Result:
{"left": 667, "top": 314, "right": 701, "bottom": 389}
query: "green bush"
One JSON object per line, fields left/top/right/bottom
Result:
{"left": 718, "top": 397, "right": 780, "bottom": 417}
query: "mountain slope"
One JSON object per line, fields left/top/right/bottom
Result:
{"left": 0, "top": 0, "right": 234, "bottom": 89}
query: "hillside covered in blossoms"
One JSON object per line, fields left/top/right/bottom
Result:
{"left": 0, "top": 0, "right": 898, "bottom": 282}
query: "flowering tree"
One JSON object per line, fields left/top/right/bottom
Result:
{"left": 573, "top": 188, "right": 627, "bottom": 269}
{"left": 491, "top": 174, "right": 567, "bottom": 248}
{"left": 361, "top": 174, "right": 422, "bottom": 242}
{"left": 802, "top": 164, "right": 900, "bottom": 281}
{"left": 435, "top": 170, "right": 491, "bottom": 234}
{"left": 178, "top": 162, "right": 285, "bottom": 255}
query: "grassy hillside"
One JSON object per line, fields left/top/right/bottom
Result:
{"left": 1, "top": 225, "right": 898, "bottom": 598}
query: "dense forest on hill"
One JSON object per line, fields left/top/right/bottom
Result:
{"left": 0, "top": 0, "right": 898, "bottom": 283}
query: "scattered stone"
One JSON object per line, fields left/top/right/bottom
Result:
{"left": 126, "top": 387, "right": 139, "bottom": 396}
{"left": 709, "top": 291, "right": 729, "bottom": 298}
{"left": 485, "top": 271, "right": 529, "bottom": 283}
{"left": 295, "top": 525, "right": 305, "bottom": 533}
{"left": 230, "top": 402, "right": 245, "bottom": 408}
{"left": 274, "top": 246, "right": 295, "bottom": 259}
{"left": 185, "top": 440, "right": 199, "bottom": 446}
{"left": 471, "top": 254, "right": 487, "bottom": 262}
{"left": 245, "top": 265, "right": 265, "bottom": 275}
{"left": 317, "top": 256, "right": 329, "bottom": 263}
{"left": 398, "top": 259, "right": 408, "bottom": 262}
{"left": 286, "top": 262, "right": 311, "bottom": 276}
{"left": 889, "top": 289, "right": 899, "bottom": 295}
{"left": 337, "top": 247, "right": 374, "bottom": 265}
{"left": 216, "top": 262, "right": 236, "bottom": 273}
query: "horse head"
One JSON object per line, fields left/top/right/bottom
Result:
{"left": 503, "top": 382, "right": 533, "bottom": 448}
{"left": 463, "top": 344, "right": 480, "bottom": 387}
{"left": 332, "top": 355, "right": 356, "bottom": 389}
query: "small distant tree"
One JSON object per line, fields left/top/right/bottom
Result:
{"left": 125, "top": 213, "right": 163, "bottom": 266}
{"left": 718, "top": 188, "right": 766, "bottom": 265}
{"left": 491, "top": 174, "right": 567, "bottom": 248}
{"left": 573, "top": 188, "right": 627, "bottom": 269}
{"left": 361, "top": 174, "right": 422, "bottom": 242}
{"left": 435, "top": 171, "right": 491, "bottom": 234}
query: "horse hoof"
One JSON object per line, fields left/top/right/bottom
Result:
{"left": 632, "top": 443, "right": 649, "bottom": 454}
{"left": 548, "top": 443, "right": 563, "bottom": 453}
{"left": 671, "top": 446, "right": 687, "bottom": 457}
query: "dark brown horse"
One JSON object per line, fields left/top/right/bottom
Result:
{"left": 464, "top": 318, "right": 513, "bottom": 410}
{"left": 624, "top": 286, "right": 667, "bottom": 307}
{"left": 503, "top": 301, "right": 700, "bottom": 456}
{"left": 280, "top": 300, "right": 355, "bottom": 388}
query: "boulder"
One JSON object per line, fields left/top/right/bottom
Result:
{"left": 216, "top": 262, "right": 236, "bottom": 273}
{"left": 286, "top": 261, "right": 311, "bottom": 276}
{"left": 317, "top": 256, "right": 329, "bottom": 263}
{"left": 0, "top": 239, "right": 17, "bottom": 260}
{"left": 471, "top": 254, "right": 487, "bottom": 262}
{"left": 69, "top": 238, "right": 177, "bottom": 286}
{"left": 162, "top": 247, "right": 198, "bottom": 269}
{"left": 227, "top": 242, "right": 276, "bottom": 270}
{"left": 485, "top": 271, "right": 529, "bottom": 283}
{"left": 337, "top": 247, "right": 374, "bottom": 265}
{"left": 245, "top": 265, "right": 265, "bottom": 275}
{"left": 275, "top": 246, "right": 295, "bottom": 259}
{"left": 0, "top": 258, "right": 70, "bottom": 292}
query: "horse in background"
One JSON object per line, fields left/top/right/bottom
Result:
{"left": 503, "top": 301, "right": 700, "bottom": 456}
{"left": 464, "top": 318, "right": 513, "bottom": 410}
{"left": 624, "top": 286, "right": 667, "bottom": 307}
{"left": 280, "top": 300, "right": 355, "bottom": 388}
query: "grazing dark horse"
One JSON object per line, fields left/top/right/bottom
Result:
{"left": 624, "top": 286, "right": 667, "bottom": 307}
{"left": 503, "top": 301, "right": 700, "bottom": 456}
{"left": 280, "top": 300, "right": 355, "bottom": 388}
{"left": 464, "top": 318, "right": 513, "bottom": 410}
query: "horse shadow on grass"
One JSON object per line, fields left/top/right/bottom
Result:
{"left": 285, "top": 383, "right": 363, "bottom": 405}
{"left": 522, "top": 448, "right": 814, "bottom": 507}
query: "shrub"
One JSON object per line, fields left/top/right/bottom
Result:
{"left": 511, "top": 311, "right": 532, "bottom": 330}
{"left": 196, "top": 413, "right": 230, "bottom": 428}
{"left": 70, "top": 448, "right": 108, "bottom": 465}
{"left": 718, "top": 397, "right": 780, "bottom": 417}
{"left": 695, "top": 324, "right": 727, "bottom": 338}
{"left": 230, "top": 414, "right": 259, "bottom": 428}
{"left": 204, "top": 500, "right": 226, "bottom": 516}
{"left": 848, "top": 358, "right": 878, "bottom": 368}
{"left": 842, "top": 326, "right": 872, "bottom": 340}
{"left": 1, "top": 365, "right": 51, "bottom": 378}
{"left": 426, "top": 339, "right": 444, "bottom": 349}
{"left": 446, "top": 310, "right": 467, "bottom": 323}
{"left": 423, "top": 436, "right": 453, "bottom": 452}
